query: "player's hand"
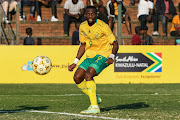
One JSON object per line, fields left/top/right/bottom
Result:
{"left": 68, "top": 63, "right": 76, "bottom": 71}
{"left": 105, "top": 58, "right": 114, "bottom": 65}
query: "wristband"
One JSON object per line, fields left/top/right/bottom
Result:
{"left": 109, "top": 53, "right": 115, "bottom": 59}
{"left": 73, "top": 58, "right": 79, "bottom": 65}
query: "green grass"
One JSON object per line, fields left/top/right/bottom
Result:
{"left": 0, "top": 84, "right": 180, "bottom": 120}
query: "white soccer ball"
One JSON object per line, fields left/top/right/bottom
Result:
{"left": 32, "top": 56, "right": 52, "bottom": 75}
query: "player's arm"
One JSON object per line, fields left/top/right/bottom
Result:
{"left": 68, "top": 43, "right": 86, "bottom": 71}
{"left": 68, "top": 24, "right": 86, "bottom": 71}
{"left": 103, "top": 24, "right": 119, "bottom": 65}
{"left": 76, "top": 43, "right": 86, "bottom": 60}
{"left": 106, "top": 40, "right": 119, "bottom": 65}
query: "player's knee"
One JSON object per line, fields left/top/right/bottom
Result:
{"left": 73, "top": 74, "right": 79, "bottom": 81}
{"left": 73, "top": 74, "right": 83, "bottom": 83}
{"left": 84, "top": 72, "right": 93, "bottom": 81}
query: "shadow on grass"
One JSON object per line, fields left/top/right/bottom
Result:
{"left": 101, "top": 102, "right": 150, "bottom": 112}
{"left": 0, "top": 105, "right": 48, "bottom": 114}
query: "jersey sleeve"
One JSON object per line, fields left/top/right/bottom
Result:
{"left": 79, "top": 25, "right": 86, "bottom": 43}
{"left": 104, "top": 24, "right": 116, "bottom": 44}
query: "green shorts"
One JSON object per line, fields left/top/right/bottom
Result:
{"left": 79, "top": 55, "right": 109, "bottom": 75}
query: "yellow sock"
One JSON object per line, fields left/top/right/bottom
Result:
{"left": 77, "top": 80, "right": 89, "bottom": 96}
{"left": 86, "top": 81, "right": 97, "bottom": 105}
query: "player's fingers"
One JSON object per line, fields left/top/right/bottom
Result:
{"left": 69, "top": 68, "right": 73, "bottom": 71}
{"left": 68, "top": 66, "right": 73, "bottom": 71}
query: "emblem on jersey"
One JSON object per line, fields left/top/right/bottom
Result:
{"left": 84, "top": 33, "right": 87, "bottom": 35}
{"left": 95, "top": 34, "right": 98, "bottom": 38}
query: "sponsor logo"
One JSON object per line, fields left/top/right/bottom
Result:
{"left": 22, "top": 62, "right": 75, "bottom": 71}
{"left": 94, "top": 34, "right": 98, "bottom": 38}
{"left": 114, "top": 53, "right": 162, "bottom": 72}
{"left": 116, "top": 56, "right": 138, "bottom": 62}
{"left": 22, "top": 61, "right": 33, "bottom": 71}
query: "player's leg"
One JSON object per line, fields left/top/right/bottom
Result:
{"left": 85, "top": 67, "right": 98, "bottom": 105}
{"left": 87, "top": 55, "right": 109, "bottom": 105}
{"left": 74, "top": 58, "right": 91, "bottom": 96}
{"left": 73, "top": 68, "right": 89, "bottom": 95}
{"left": 74, "top": 67, "right": 102, "bottom": 101}
{"left": 81, "top": 55, "right": 108, "bottom": 113}
{"left": 73, "top": 68, "right": 85, "bottom": 84}
{"left": 81, "top": 67, "right": 100, "bottom": 113}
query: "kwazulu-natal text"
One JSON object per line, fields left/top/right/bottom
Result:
{"left": 115, "top": 63, "right": 149, "bottom": 68}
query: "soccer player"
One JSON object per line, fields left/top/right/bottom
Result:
{"left": 68, "top": 6, "right": 119, "bottom": 114}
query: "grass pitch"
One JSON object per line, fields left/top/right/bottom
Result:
{"left": 0, "top": 84, "right": 179, "bottom": 120}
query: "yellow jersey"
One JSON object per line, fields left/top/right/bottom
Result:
{"left": 79, "top": 19, "right": 116, "bottom": 58}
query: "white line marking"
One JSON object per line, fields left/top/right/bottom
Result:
{"left": 29, "top": 110, "right": 135, "bottom": 120}
{"left": 0, "top": 94, "right": 84, "bottom": 97}
{"left": 101, "top": 94, "right": 171, "bottom": 96}
{"left": 0, "top": 110, "right": 135, "bottom": 120}
{"left": 0, "top": 93, "right": 176, "bottom": 97}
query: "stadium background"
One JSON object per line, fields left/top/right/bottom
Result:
{"left": 0, "top": 1, "right": 180, "bottom": 119}
{"left": 0, "top": 46, "right": 179, "bottom": 83}
{"left": 1, "top": 0, "right": 179, "bottom": 45}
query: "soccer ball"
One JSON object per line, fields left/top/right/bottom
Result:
{"left": 32, "top": 56, "right": 52, "bottom": 75}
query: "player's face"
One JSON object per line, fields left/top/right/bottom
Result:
{"left": 85, "top": 8, "right": 98, "bottom": 25}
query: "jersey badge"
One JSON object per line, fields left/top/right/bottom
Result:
{"left": 95, "top": 34, "right": 98, "bottom": 38}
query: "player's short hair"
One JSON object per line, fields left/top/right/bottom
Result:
{"left": 85, "top": 6, "right": 98, "bottom": 13}
{"left": 26, "top": 27, "right": 32, "bottom": 35}
{"left": 179, "top": 3, "right": 180, "bottom": 12}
